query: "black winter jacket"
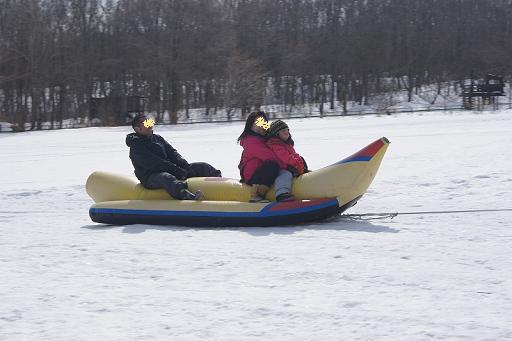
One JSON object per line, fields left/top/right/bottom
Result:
{"left": 126, "top": 133, "right": 191, "bottom": 184}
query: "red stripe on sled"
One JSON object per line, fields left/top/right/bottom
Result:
{"left": 351, "top": 138, "right": 384, "bottom": 159}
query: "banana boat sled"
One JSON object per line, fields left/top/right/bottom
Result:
{"left": 86, "top": 137, "right": 389, "bottom": 227}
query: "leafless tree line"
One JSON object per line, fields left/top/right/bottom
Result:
{"left": 1, "top": 0, "right": 511, "bottom": 130}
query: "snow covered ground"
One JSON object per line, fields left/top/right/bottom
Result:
{"left": 1, "top": 110, "right": 511, "bottom": 340}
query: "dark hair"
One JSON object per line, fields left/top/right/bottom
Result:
{"left": 237, "top": 111, "right": 268, "bottom": 144}
{"left": 131, "top": 113, "right": 147, "bottom": 129}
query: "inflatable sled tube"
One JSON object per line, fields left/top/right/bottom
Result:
{"left": 86, "top": 137, "right": 389, "bottom": 209}
{"left": 86, "top": 137, "right": 389, "bottom": 226}
{"left": 89, "top": 196, "right": 361, "bottom": 227}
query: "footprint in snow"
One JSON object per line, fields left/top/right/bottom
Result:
{"left": 6, "top": 190, "right": 42, "bottom": 197}
{"left": 418, "top": 182, "right": 440, "bottom": 187}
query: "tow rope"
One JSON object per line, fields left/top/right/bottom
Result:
{"left": 341, "top": 208, "right": 512, "bottom": 220}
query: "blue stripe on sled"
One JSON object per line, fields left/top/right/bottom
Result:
{"left": 335, "top": 155, "right": 372, "bottom": 164}
{"left": 90, "top": 199, "right": 339, "bottom": 218}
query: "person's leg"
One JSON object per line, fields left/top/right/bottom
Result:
{"left": 188, "top": 162, "right": 222, "bottom": 177}
{"left": 247, "top": 161, "right": 279, "bottom": 187}
{"left": 247, "top": 161, "right": 279, "bottom": 202}
{"left": 145, "top": 172, "right": 201, "bottom": 200}
{"left": 274, "top": 169, "right": 293, "bottom": 197}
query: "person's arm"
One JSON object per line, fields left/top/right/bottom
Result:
{"left": 163, "top": 140, "right": 190, "bottom": 169}
{"left": 269, "top": 143, "right": 304, "bottom": 174}
{"left": 291, "top": 152, "right": 305, "bottom": 174}
{"left": 131, "top": 145, "right": 188, "bottom": 179}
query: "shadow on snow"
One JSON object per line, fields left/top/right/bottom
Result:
{"left": 80, "top": 216, "right": 399, "bottom": 235}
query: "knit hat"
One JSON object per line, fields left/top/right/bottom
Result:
{"left": 268, "top": 119, "right": 289, "bottom": 137}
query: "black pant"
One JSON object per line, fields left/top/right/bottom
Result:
{"left": 145, "top": 172, "right": 188, "bottom": 199}
{"left": 247, "top": 160, "right": 279, "bottom": 187}
{"left": 145, "top": 162, "right": 221, "bottom": 199}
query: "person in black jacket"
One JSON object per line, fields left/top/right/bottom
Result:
{"left": 126, "top": 113, "right": 222, "bottom": 200}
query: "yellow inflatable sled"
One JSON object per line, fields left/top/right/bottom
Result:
{"left": 87, "top": 137, "right": 389, "bottom": 227}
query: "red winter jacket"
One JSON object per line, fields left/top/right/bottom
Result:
{"left": 266, "top": 137, "right": 305, "bottom": 175}
{"left": 238, "top": 134, "right": 279, "bottom": 181}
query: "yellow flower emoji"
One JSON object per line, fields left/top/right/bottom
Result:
{"left": 143, "top": 117, "right": 155, "bottom": 128}
{"left": 255, "top": 116, "right": 270, "bottom": 130}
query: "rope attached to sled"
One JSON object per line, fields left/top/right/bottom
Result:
{"left": 342, "top": 208, "right": 512, "bottom": 220}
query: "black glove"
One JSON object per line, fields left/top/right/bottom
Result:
{"left": 301, "top": 157, "right": 309, "bottom": 173}
{"left": 286, "top": 166, "right": 300, "bottom": 177}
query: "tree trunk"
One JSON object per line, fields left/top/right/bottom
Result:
{"left": 330, "top": 75, "right": 335, "bottom": 110}
{"left": 185, "top": 82, "right": 190, "bottom": 119}
{"left": 362, "top": 74, "right": 369, "bottom": 106}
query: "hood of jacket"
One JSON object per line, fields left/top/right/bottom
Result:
{"left": 240, "top": 131, "right": 266, "bottom": 148}
{"left": 126, "top": 132, "right": 152, "bottom": 147}
{"left": 266, "top": 135, "right": 294, "bottom": 147}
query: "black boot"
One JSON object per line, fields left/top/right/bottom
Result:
{"left": 276, "top": 193, "right": 295, "bottom": 202}
{"left": 179, "top": 189, "right": 203, "bottom": 201}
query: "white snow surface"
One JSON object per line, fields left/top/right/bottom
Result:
{"left": 1, "top": 110, "right": 512, "bottom": 340}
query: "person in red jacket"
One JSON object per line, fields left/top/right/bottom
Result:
{"left": 266, "top": 119, "right": 308, "bottom": 202}
{"left": 237, "top": 111, "right": 280, "bottom": 202}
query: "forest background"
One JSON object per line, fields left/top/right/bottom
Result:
{"left": 1, "top": 0, "right": 512, "bottom": 130}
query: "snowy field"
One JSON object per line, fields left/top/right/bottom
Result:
{"left": 1, "top": 110, "right": 512, "bottom": 340}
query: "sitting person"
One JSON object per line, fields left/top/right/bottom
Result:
{"left": 266, "top": 119, "right": 308, "bottom": 202}
{"left": 126, "top": 113, "right": 222, "bottom": 200}
{"left": 237, "top": 111, "right": 280, "bottom": 202}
